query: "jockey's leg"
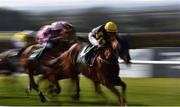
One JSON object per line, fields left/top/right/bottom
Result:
{"left": 29, "top": 43, "right": 52, "bottom": 62}
{"left": 85, "top": 45, "right": 98, "bottom": 65}
{"left": 35, "top": 46, "right": 47, "bottom": 61}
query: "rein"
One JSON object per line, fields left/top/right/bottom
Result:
{"left": 98, "top": 47, "right": 119, "bottom": 65}
{"left": 98, "top": 57, "right": 114, "bottom": 65}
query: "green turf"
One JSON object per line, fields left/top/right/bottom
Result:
{"left": 0, "top": 76, "right": 180, "bottom": 106}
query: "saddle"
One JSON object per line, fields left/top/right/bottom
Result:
{"left": 77, "top": 44, "right": 99, "bottom": 66}
{"left": 7, "top": 49, "right": 22, "bottom": 58}
{"left": 28, "top": 47, "right": 44, "bottom": 60}
{"left": 5, "top": 49, "right": 22, "bottom": 65}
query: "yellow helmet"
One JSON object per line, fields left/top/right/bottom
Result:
{"left": 104, "top": 21, "right": 118, "bottom": 33}
{"left": 13, "top": 32, "right": 26, "bottom": 41}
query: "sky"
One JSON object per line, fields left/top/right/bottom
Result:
{"left": 0, "top": 0, "right": 179, "bottom": 12}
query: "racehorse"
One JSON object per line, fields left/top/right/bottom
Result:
{"left": 0, "top": 49, "right": 21, "bottom": 75}
{"left": 37, "top": 35, "right": 131, "bottom": 105}
{"left": 19, "top": 37, "right": 76, "bottom": 102}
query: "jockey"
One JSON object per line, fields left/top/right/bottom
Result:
{"left": 83, "top": 21, "right": 119, "bottom": 66}
{"left": 36, "top": 25, "right": 53, "bottom": 45}
{"left": 88, "top": 21, "right": 118, "bottom": 47}
{"left": 87, "top": 21, "right": 119, "bottom": 54}
{"left": 29, "top": 21, "right": 76, "bottom": 62}
{"left": 11, "top": 30, "right": 36, "bottom": 48}
{"left": 7, "top": 30, "right": 36, "bottom": 58}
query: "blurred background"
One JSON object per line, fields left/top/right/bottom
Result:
{"left": 0, "top": 0, "right": 180, "bottom": 77}
{"left": 0, "top": 0, "right": 180, "bottom": 32}
{"left": 1, "top": 0, "right": 180, "bottom": 106}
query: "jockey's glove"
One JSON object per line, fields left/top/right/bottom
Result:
{"left": 97, "top": 37, "right": 106, "bottom": 46}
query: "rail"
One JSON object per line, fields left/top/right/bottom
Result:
{"left": 119, "top": 59, "right": 180, "bottom": 65}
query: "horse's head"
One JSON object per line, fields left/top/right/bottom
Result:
{"left": 106, "top": 34, "right": 131, "bottom": 64}
{"left": 99, "top": 35, "right": 120, "bottom": 65}
{"left": 118, "top": 37, "right": 131, "bottom": 65}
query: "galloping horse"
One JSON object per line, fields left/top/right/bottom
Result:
{"left": 20, "top": 37, "right": 75, "bottom": 102}
{"left": 37, "top": 35, "right": 131, "bottom": 105}
{"left": 0, "top": 49, "right": 21, "bottom": 75}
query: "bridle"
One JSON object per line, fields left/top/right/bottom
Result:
{"left": 98, "top": 46, "right": 119, "bottom": 65}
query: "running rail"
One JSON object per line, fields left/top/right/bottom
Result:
{"left": 118, "top": 59, "right": 180, "bottom": 65}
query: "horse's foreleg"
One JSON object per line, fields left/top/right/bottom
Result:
{"left": 115, "top": 78, "right": 127, "bottom": 104}
{"left": 93, "top": 81, "right": 107, "bottom": 100}
{"left": 26, "top": 77, "right": 33, "bottom": 96}
{"left": 106, "top": 82, "right": 126, "bottom": 106}
{"left": 46, "top": 74, "right": 61, "bottom": 94}
{"left": 94, "top": 81, "right": 101, "bottom": 94}
{"left": 28, "top": 70, "right": 46, "bottom": 102}
{"left": 119, "top": 80, "right": 127, "bottom": 101}
{"left": 26, "top": 70, "right": 35, "bottom": 95}
{"left": 71, "top": 76, "right": 80, "bottom": 100}
{"left": 54, "top": 80, "right": 61, "bottom": 94}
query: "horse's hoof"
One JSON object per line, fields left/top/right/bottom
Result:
{"left": 40, "top": 97, "right": 46, "bottom": 103}
{"left": 55, "top": 88, "right": 61, "bottom": 94}
{"left": 72, "top": 95, "right": 80, "bottom": 100}
{"left": 39, "top": 92, "right": 46, "bottom": 103}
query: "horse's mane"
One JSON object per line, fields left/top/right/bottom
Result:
{"left": 18, "top": 43, "right": 38, "bottom": 57}
{"left": 59, "top": 42, "right": 84, "bottom": 72}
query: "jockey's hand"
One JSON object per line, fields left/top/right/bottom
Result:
{"left": 98, "top": 38, "right": 106, "bottom": 46}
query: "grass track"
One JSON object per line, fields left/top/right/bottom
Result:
{"left": 0, "top": 76, "right": 180, "bottom": 106}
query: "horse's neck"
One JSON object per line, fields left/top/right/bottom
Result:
{"left": 53, "top": 41, "right": 72, "bottom": 52}
{"left": 102, "top": 47, "right": 118, "bottom": 63}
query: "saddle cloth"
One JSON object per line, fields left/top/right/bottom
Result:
{"left": 29, "top": 47, "right": 44, "bottom": 59}
{"left": 76, "top": 44, "right": 98, "bottom": 66}
{"left": 7, "top": 49, "right": 22, "bottom": 58}
{"left": 6, "top": 49, "right": 22, "bottom": 64}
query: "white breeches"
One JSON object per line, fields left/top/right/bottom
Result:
{"left": 88, "top": 32, "right": 100, "bottom": 46}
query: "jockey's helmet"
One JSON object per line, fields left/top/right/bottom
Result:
{"left": 42, "top": 25, "right": 52, "bottom": 33}
{"left": 39, "top": 25, "right": 52, "bottom": 36}
{"left": 13, "top": 32, "right": 26, "bottom": 42}
{"left": 51, "top": 21, "right": 64, "bottom": 31}
{"left": 104, "top": 21, "right": 118, "bottom": 33}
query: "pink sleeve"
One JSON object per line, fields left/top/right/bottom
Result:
{"left": 36, "top": 25, "right": 52, "bottom": 44}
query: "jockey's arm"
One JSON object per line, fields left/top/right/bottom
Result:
{"left": 88, "top": 32, "right": 99, "bottom": 46}
{"left": 49, "top": 36, "right": 70, "bottom": 42}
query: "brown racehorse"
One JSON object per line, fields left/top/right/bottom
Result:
{"left": 19, "top": 37, "right": 75, "bottom": 102}
{"left": 40, "top": 35, "right": 131, "bottom": 105}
